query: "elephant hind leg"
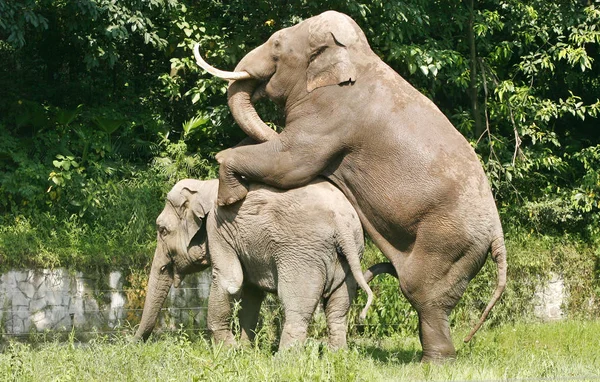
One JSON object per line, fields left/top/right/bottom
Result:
{"left": 239, "top": 284, "right": 265, "bottom": 344}
{"left": 403, "top": 287, "right": 460, "bottom": 362}
{"left": 417, "top": 306, "right": 456, "bottom": 362}
{"left": 323, "top": 277, "right": 357, "bottom": 349}
{"left": 277, "top": 270, "right": 325, "bottom": 350}
{"left": 278, "top": 301, "right": 317, "bottom": 351}
{"left": 395, "top": 246, "right": 476, "bottom": 362}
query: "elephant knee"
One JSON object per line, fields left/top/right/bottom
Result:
{"left": 226, "top": 284, "right": 241, "bottom": 295}
{"left": 212, "top": 265, "right": 243, "bottom": 296}
{"left": 217, "top": 275, "right": 242, "bottom": 296}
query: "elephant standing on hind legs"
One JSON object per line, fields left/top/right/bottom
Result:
{"left": 194, "top": 10, "right": 507, "bottom": 362}
{"left": 133, "top": 178, "right": 389, "bottom": 350}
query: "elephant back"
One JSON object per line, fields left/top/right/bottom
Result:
{"left": 246, "top": 178, "right": 358, "bottom": 222}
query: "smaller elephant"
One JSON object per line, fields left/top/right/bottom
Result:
{"left": 134, "top": 178, "right": 389, "bottom": 349}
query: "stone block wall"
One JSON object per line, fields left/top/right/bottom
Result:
{"left": 0, "top": 269, "right": 211, "bottom": 336}
{"left": 0, "top": 268, "right": 569, "bottom": 338}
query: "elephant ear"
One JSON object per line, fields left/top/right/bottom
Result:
{"left": 307, "top": 12, "right": 359, "bottom": 93}
{"left": 180, "top": 186, "right": 212, "bottom": 247}
{"left": 306, "top": 45, "right": 356, "bottom": 93}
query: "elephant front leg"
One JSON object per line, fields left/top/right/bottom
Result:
{"left": 216, "top": 149, "right": 249, "bottom": 206}
{"left": 215, "top": 137, "right": 340, "bottom": 205}
{"left": 207, "top": 281, "right": 236, "bottom": 346}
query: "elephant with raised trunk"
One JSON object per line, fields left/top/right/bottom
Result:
{"left": 194, "top": 10, "right": 507, "bottom": 361}
{"left": 134, "top": 178, "right": 389, "bottom": 349}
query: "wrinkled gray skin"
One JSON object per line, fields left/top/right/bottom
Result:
{"left": 200, "top": 11, "right": 507, "bottom": 361}
{"left": 134, "top": 178, "right": 380, "bottom": 350}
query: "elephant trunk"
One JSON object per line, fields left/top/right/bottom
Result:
{"left": 227, "top": 79, "right": 278, "bottom": 143}
{"left": 192, "top": 42, "right": 277, "bottom": 143}
{"left": 134, "top": 247, "right": 174, "bottom": 341}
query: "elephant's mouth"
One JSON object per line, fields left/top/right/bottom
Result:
{"left": 185, "top": 228, "right": 210, "bottom": 273}
{"left": 187, "top": 250, "right": 210, "bottom": 272}
{"left": 250, "top": 81, "right": 268, "bottom": 103}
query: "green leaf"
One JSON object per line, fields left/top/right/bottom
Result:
{"left": 408, "top": 63, "right": 416, "bottom": 75}
{"left": 93, "top": 117, "right": 125, "bottom": 135}
{"left": 55, "top": 105, "right": 83, "bottom": 126}
{"left": 429, "top": 65, "right": 438, "bottom": 77}
{"left": 182, "top": 115, "right": 209, "bottom": 137}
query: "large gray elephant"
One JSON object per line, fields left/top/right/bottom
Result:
{"left": 134, "top": 178, "right": 387, "bottom": 349}
{"left": 193, "top": 11, "right": 507, "bottom": 361}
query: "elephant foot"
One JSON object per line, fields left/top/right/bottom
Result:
{"left": 216, "top": 149, "right": 249, "bottom": 206}
{"left": 210, "top": 327, "right": 237, "bottom": 346}
{"left": 327, "top": 338, "right": 347, "bottom": 350}
{"left": 217, "top": 181, "right": 248, "bottom": 206}
{"left": 416, "top": 306, "right": 457, "bottom": 363}
{"left": 278, "top": 327, "right": 309, "bottom": 351}
{"left": 420, "top": 342, "right": 457, "bottom": 363}
{"left": 420, "top": 351, "right": 456, "bottom": 364}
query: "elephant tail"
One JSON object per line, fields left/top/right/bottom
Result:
{"left": 360, "top": 263, "right": 397, "bottom": 321}
{"left": 352, "top": 262, "right": 375, "bottom": 323}
{"left": 336, "top": 240, "right": 376, "bottom": 323}
{"left": 464, "top": 236, "right": 508, "bottom": 343}
{"left": 363, "top": 262, "right": 398, "bottom": 284}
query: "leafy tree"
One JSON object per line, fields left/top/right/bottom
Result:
{"left": 0, "top": 0, "right": 598, "bottom": 278}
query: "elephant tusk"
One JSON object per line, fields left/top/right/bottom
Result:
{"left": 193, "top": 44, "right": 253, "bottom": 81}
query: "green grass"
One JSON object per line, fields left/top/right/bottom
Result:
{"left": 1, "top": 320, "right": 599, "bottom": 381}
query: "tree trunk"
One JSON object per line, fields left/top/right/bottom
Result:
{"left": 468, "top": 0, "right": 483, "bottom": 138}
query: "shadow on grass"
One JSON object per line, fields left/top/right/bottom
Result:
{"left": 354, "top": 342, "right": 421, "bottom": 365}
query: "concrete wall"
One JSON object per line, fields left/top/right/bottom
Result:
{"left": 0, "top": 269, "right": 211, "bottom": 336}
{"left": 0, "top": 268, "right": 569, "bottom": 337}
{"left": 533, "top": 272, "right": 566, "bottom": 321}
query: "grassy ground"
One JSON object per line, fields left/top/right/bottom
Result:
{"left": 1, "top": 320, "right": 599, "bottom": 381}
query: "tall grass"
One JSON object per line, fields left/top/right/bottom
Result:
{"left": 1, "top": 321, "right": 599, "bottom": 381}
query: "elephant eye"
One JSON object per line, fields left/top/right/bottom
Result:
{"left": 160, "top": 263, "right": 172, "bottom": 274}
{"left": 158, "top": 225, "right": 169, "bottom": 237}
{"left": 309, "top": 46, "right": 327, "bottom": 63}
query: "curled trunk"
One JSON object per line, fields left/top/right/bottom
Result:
{"left": 193, "top": 43, "right": 277, "bottom": 143}
{"left": 227, "top": 79, "right": 278, "bottom": 143}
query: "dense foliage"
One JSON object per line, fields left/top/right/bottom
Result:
{"left": 0, "top": 0, "right": 598, "bottom": 329}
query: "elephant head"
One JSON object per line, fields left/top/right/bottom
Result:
{"left": 193, "top": 11, "right": 372, "bottom": 143}
{"left": 134, "top": 179, "right": 219, "bottom": 341}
